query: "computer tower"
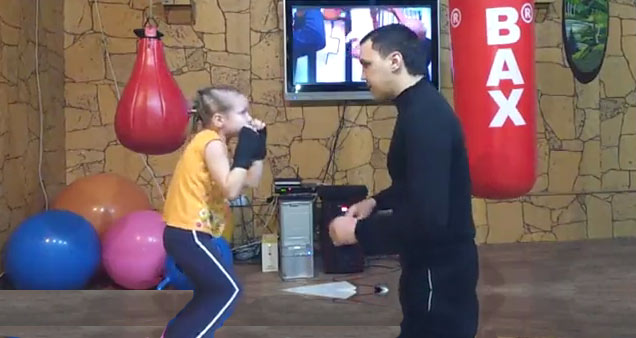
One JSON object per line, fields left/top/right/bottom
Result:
{"left": 278, "top": 198, "right": 315, "bottom": 280}
{"left": 317, "top": 185, "right": 368, "bottom": 274}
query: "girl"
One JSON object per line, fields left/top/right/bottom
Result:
{"left": 161, "top": 85, "right": 266, "bottom": 338}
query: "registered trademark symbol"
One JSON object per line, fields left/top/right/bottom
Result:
{"left": 450, "top": 8, "right": 462, "bottom": 28}
{"left": 521, "top": 3, "right": 534, "bottom": 23}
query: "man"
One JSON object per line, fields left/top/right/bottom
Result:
{"left": 348, "top": 8, "right": 433, "bottom": 82}
{"left": 329, "top": 24, "right": 479, "bottom": 337}
{"left": 292, "top": 8, "right": 326, "bottom": 83}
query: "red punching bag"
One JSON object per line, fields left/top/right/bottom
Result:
{"left": 449, "top": 0, "right": 537, "bottom": 199}
{"left": 115, "top": 25, "right": 189, "bottom": 155}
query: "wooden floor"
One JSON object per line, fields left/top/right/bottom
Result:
{"left": 2, "top": 238, "right": 636, "bottom": 338}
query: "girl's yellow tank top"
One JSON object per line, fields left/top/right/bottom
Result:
{"left": 163, "top": 129, "right": 233, "bottom": 239}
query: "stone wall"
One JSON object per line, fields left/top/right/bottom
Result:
{"left": 60, "top": 0, "right": 636, "bottom": 245}
{"left": 0, "top": 0, "right": 66, "bottom": 256}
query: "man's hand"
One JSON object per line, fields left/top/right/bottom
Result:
{"left": 329, "top": 216, "right": 358, "bottom": 246}
{"left": 345, "top": 31, "right": 362, "bottom": 58}
{"left": 344, "top": 198, "right": 377, "bottom": 220}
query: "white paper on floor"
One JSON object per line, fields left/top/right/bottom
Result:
{"left": 282, "top": 281, "right": 358, "bottom": 299}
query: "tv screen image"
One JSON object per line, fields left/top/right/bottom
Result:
{"left": 284, "top": 0, "right": 439, "bottom": 102}
{"left": 293, "top": 7, "right": 433, "bottom": 84}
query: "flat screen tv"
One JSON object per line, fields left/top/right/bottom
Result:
{"left": 283, "top": 0, "right": 440, "bottom": 103}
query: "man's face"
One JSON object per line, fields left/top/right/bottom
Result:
{"left": 359, "top": 40, "right": 396, "bottom": 101}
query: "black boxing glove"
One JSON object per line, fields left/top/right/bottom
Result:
{"left": 255, "top": 126, "right": 267, "bottom": 160}
{"left": 232, "top": 127, "right": 261, "bottom": 169}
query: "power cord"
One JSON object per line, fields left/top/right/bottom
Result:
{"left": 322, "top": 103, "right": 347, "bottom": 184}
{"left": 35, "top": 0, "right": 49, "bottom": 210}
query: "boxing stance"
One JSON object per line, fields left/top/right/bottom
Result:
{"left": 161, "top": 86, "right": 266, "bottom": 338}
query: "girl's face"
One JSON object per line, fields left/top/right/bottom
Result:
{"left": 212, "top": 93, "right": 252, "bottom": 138}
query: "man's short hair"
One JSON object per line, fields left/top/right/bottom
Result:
{"left": 360, "top": 24, "right": 428, "bottom": 76}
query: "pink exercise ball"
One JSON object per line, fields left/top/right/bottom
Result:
{"left": 102, "top": 210, "right": 166, "bottom": 289}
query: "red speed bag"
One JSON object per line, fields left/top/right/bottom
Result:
{"left": 115, "top": 25, "right": 189, "bottom": 155}
{"left": 449, "top": 0, "right": 537, "bottom": 199}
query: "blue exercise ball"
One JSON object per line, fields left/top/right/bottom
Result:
{"left": 3, "top": 210, "right": 101, "bottom": 290}
{"left": 158, "top": 254, "right": 194, "bottom": 290}
{"left": 156, "top": 237, "right": 233, "bottom": 291}
{"left": 215, "top": 238, "right": 233, "bottom": 267}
